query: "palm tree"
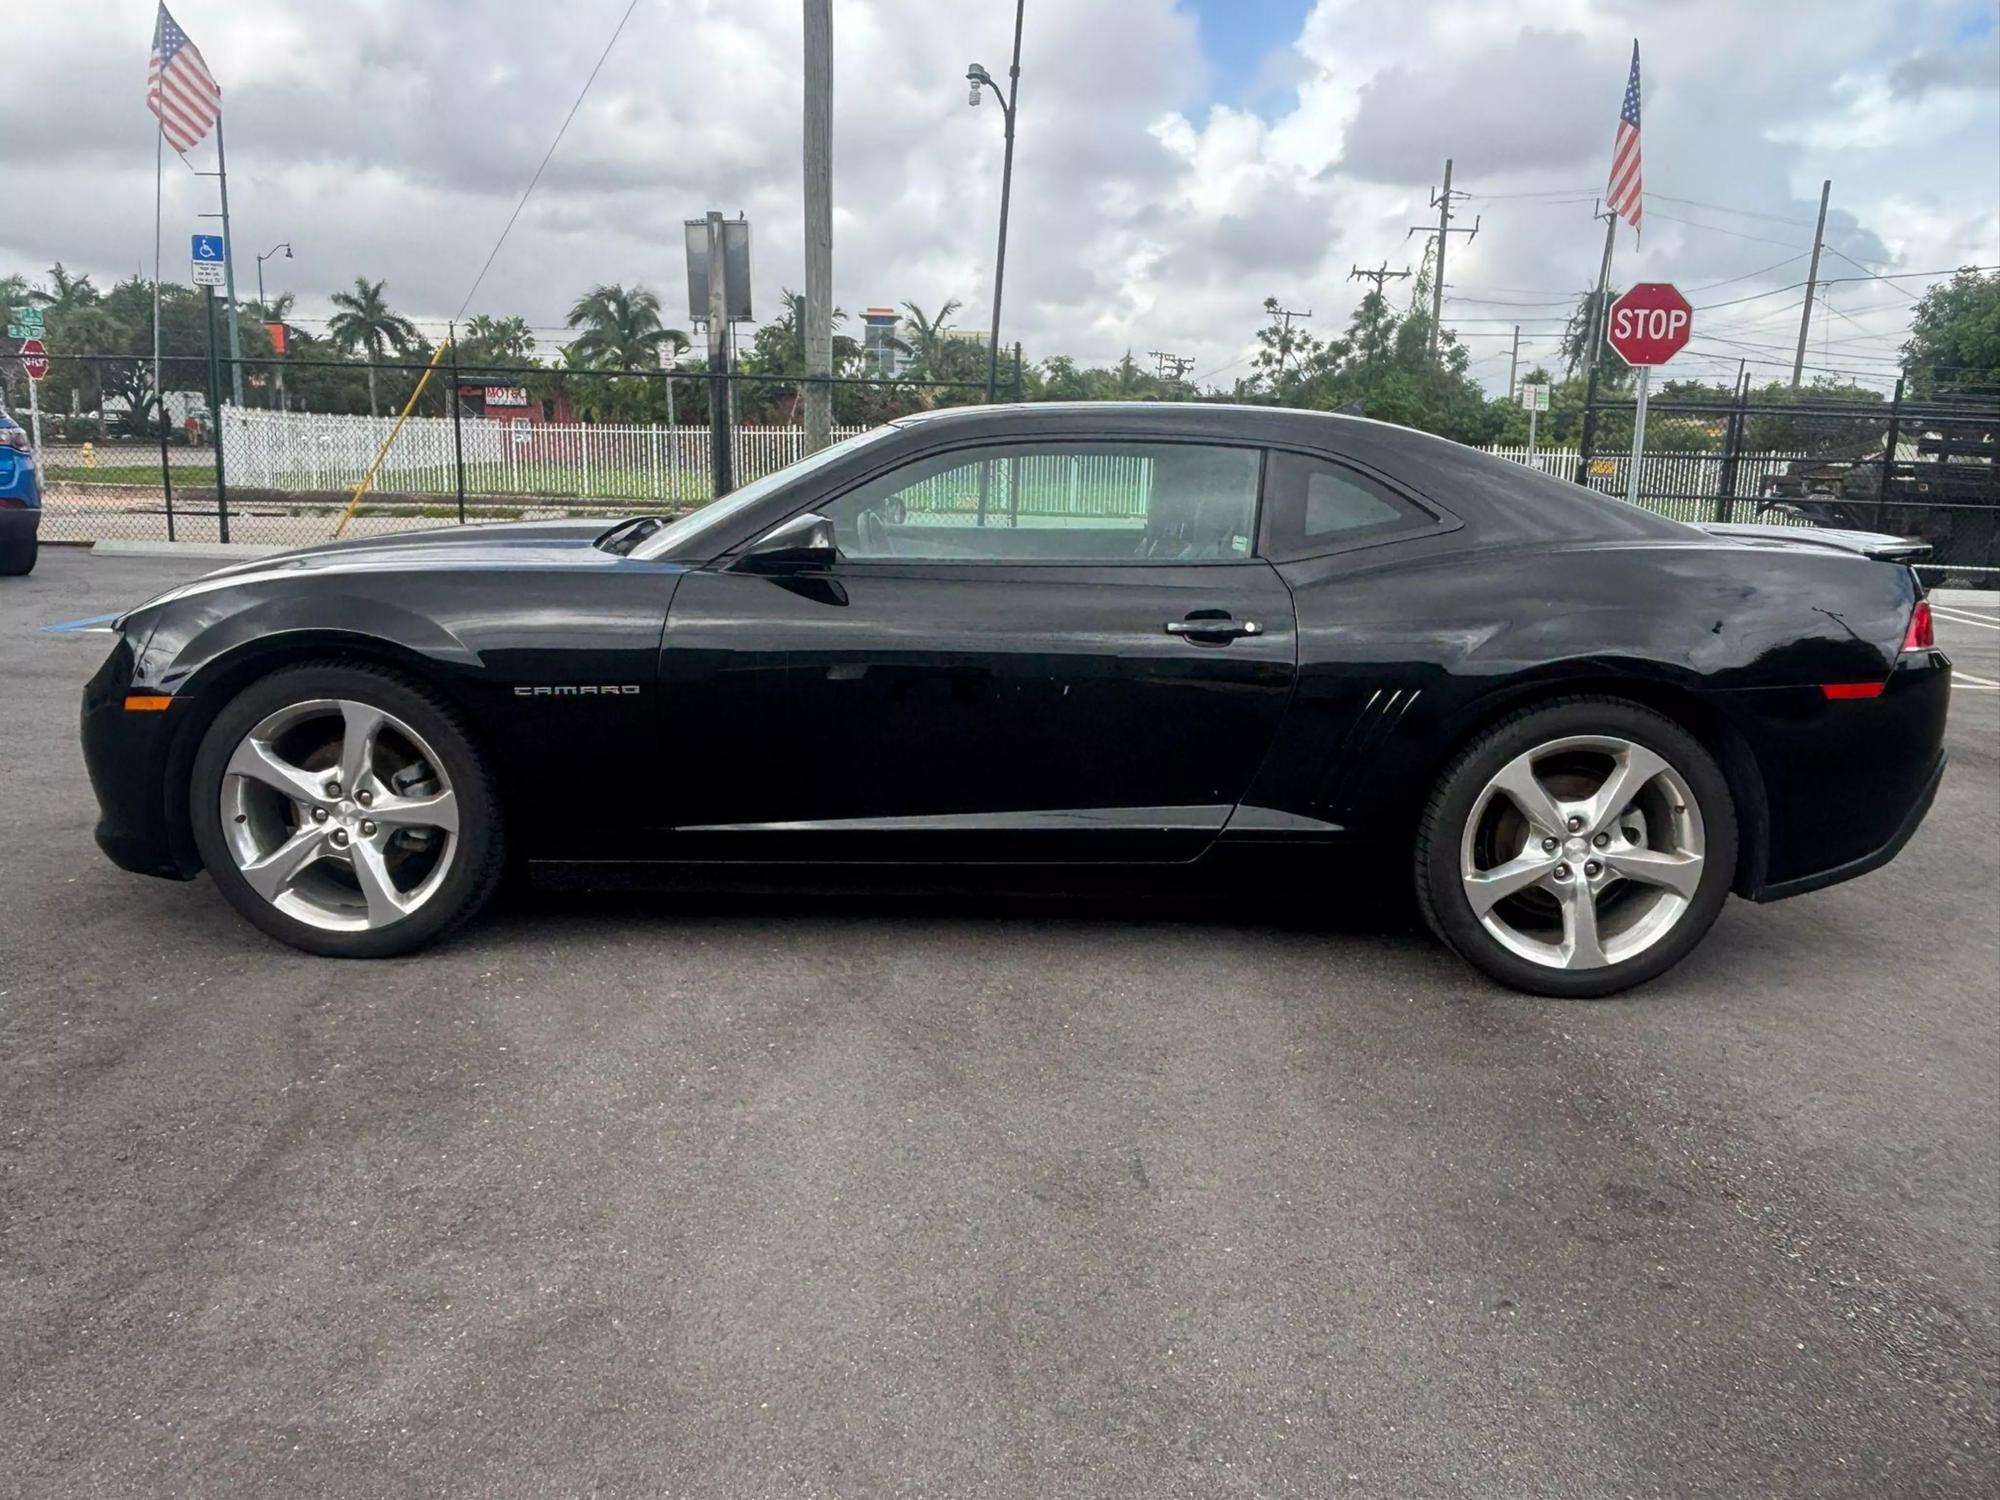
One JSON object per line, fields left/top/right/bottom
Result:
{"left": 327, "top": 277, "right": 421, "bottom": 417}
{"left": 565, "top": 283, "right": 687, "bottom": 370}
{"left": 248, "top": 290, "right": 295, "bottom": 323}
{"left": 32, "top": 263, "right": 100, "bottom": 314}
{"left": 898, "top": 298, "right": 962, "bottom": 378}
{"left": 0, "top": 273, "right": 36, "bottom": 317}
{"left": 463, "top": 313, "right": 535, "bottom": 363}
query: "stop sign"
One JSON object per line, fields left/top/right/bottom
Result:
{"left": 1605, "top": 283, "right": 1693, "bottom": 367}
{"left": 18, "top": 337, "right": 48, "bottom": 382}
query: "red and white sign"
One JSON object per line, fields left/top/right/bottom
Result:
{"left": 18, "top": 338, "right": 48, "bottom": 382}
{"left": 483, "top": 385, "right": 529, "bottom": 407}
{"left": 1605, "top": 283, "right": 1692, "bottom": 367}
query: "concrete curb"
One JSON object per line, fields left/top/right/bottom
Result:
{"left": 92, "top": 539, "right": 289, "bottom": 561}
{"left": 1931, "top": 589, "right": 1999, "bottom": 610}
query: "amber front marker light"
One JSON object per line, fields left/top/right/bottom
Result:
{"left": 123, "top": 695, "right": 174, "bottom": 712}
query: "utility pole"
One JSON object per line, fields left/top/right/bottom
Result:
{"left": 1148, "top": 350, "right": 1193, "bottom": 384}
{"left": 802, "top": 0, "right": 834, "bottom": 450}
{"left": 1791, "top": 178, "right": 1831, "bottom": 391}
{"left": 1349, "top": 263, "right": 1409, "bottom": 367}
{"left": 1348, "top": 261, "right": 1410, "bottom": 297}
{"left": 1508, "top": 324, "right": 1520, "bottom": 395}
{"left": 1580, "top": 200, "right": 1618, "bottom": 382}
{"left": 1267, "top": 304, "right": 1312, "bottom": 377}
{"left": 1408, "top": 159, "right": 1478, "bottom": 363}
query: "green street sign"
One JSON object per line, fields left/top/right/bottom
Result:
{"left": 14, "top": 307, "right": 43, "bottom": 331}
{"left": 5, "top": 325, "right": 29, "bottom": 340}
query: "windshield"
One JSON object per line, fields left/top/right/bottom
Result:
{"left": 630, "top": 424, "right": 897, "bottom": 561}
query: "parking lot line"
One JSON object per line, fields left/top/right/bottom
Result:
{"left": 1932, "top": 607, "right": 2000, "bottom": 631}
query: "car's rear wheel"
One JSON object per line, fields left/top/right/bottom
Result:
{"left": 189, "top": 662, "right": 505, "bottom": 957}
{"left": 0, "top": 538, "right": 36, "bottom": 575}
{"left": 1415, "top": 698, "right": 1737, "bottom": 998}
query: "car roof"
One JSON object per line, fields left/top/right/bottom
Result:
{"left": 884, "top": 402, "right": 1691, "bottom": 547}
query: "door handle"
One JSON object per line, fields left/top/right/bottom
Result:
{"left": 1165, "top": 618, "right": 1263, "bottom": 639}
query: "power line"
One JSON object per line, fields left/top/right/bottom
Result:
{"left": 1644, "top": 192, "right": 1817, "bottom": 227}
{"left": 454, "top": 0, "right": 642, "bottom": 321}
{"left": 1444, "top": 293, "right": 1576, "bottom": 309}
{"left": 1459, "top": 186, "right": 1598, "bottom": 201}
{"left": 1685, "top": 252, "right": 1812, "bottom": 293}
{"left": 1648, "top": 211, "right": 1807, "bottom": 249}
{"left": 1824, "top": 246, "right": 1921, "bottom": 300}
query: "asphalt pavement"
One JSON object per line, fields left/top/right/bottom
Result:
{"left": 3, "top": 548, "right": 1995, "bottom": 1498}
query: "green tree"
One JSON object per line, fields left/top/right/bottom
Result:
{"left": 565, "top": 283, "right": 686, "bottom": 371}
{"left": 1558, "top": 286, "right": 1633, "bottom": 388}
{"left": 31, "top": 263, "right": 101, "bottom": 315}
{"left": 1250, "top": 296, "right": 1328, "bottom": 393}
{"left": 327, "top": 277, "right": 421, "bottom": 417}
{"left": 897, "top": 298, "right": 964, "bottom": 379}
{"left": 1902, "top": 268, "right": 1999, "bottom": 399}
{"left": 461, "top": 313, "right": 535, "bottom": 364}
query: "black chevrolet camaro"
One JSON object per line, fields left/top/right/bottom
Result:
{"left": 82, "top": 404, "right": 1950, "bottom": 996}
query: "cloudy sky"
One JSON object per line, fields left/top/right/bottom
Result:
{"left": 5, "top": 0, "right": 1996, "bottom": 393}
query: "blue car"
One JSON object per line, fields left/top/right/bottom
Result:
{"left": 0, "top": 409, "right": 40, "bottom": 575}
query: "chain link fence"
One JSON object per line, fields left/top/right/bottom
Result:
{"left": 23, "top": 355, "right": 1004, "bottom": 545}
{"left": 19, "top": 350, "right": 1995, "bottom": 579}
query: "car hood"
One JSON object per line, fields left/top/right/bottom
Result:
{"left": 115, "top": 517, "right": 669, "bottom": 628}
{"left": 196, "top": 517, "right": 626, "bottom": 580}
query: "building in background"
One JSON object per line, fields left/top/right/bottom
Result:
{"left": 860, "top": 308, "right": 913, "bottom": 378}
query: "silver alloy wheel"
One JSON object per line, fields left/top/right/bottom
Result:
{"left": 1458, "top": 734, "right": 1706, "bottom": 971}
{"left": 219, "top": 698, "right": 460, "bottom": 933}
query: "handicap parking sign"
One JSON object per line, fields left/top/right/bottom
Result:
{"left": 191, "top": 234, "right": 225, "bottom": 261}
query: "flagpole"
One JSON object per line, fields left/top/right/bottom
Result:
{"left": 213, "top": 115, "right": 245, "bottom": 405}
{"left": 152, "top": 125, "right": 163, "bottom": 434}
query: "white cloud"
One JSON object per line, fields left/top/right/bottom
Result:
{"left": 3, "top": 0, "right": 1994, "bottom": 394}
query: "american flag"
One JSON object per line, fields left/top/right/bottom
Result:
{"left": 1606, "top": 41, "right": 1642, "bottom": 229}
{"left": 148, "top": 5, "right": 221, "bottom": 155}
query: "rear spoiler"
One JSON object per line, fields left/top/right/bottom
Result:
{"left": 1697, "top": 523, "right": 1931, "bottom": 562}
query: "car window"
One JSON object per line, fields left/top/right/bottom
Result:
{"left": 1260, "top": 450, "right": 1436, "bottom": 561}
{"left": 1305, "top": 467, "right": 1405, "bottom": 536}
{"left": 821, "top": 441, "right": 1262, "bottom": 565}
{"left": 631, "top": 423, "right": 897, "bottom": 560}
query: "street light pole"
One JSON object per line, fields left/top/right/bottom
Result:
{"left": 968, "top": 0, "right": 1024, "bottom": 404}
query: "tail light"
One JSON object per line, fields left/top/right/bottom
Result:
{"left": 1902, "top": 600, "right": 1934, "bottom": 652}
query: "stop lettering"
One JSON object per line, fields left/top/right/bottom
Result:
{"left": 1605, "top": 283, "right": 1693, "bottom": 367}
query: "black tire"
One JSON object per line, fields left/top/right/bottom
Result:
{"left": 1414, "top": 697, "right": 1738, "bottom": 999}
{"left": 189, "top": 661, "right": 506, "bottom": 957}
{"left": 0, "top": 537, "right": 35, "bottom": 575}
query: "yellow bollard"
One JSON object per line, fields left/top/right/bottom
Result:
{"left": 82, "top": 441, "right": 96, "bottom": 469}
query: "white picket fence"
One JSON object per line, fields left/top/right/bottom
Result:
{"left": 218, "top": 409, "right": 1816, "bottom": 524}
{"left": 220, "top": 409, "right": 870, "bottom": 503}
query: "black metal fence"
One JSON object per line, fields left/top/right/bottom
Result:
{"left": 13, "top": 340, "right": 1995, "bottom": 578}
{"left": 11, "top": 349, "right": 1017, "bottom": 547}
{"left": 1576, "top": 373, "right": 1999, "bottom": 581}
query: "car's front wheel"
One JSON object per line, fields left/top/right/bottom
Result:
{"left": 0, "top": 537, "right": 36, "bottom": 575}
{"left": 1415, "top": 698, "right": 1737, "bottom": 998}
{"left": 189, "top": 662, "right": 505, "bottom": 957}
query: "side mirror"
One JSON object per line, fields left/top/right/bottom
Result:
{"left": 737, "top": 512, "right": 838, "bottom": 572}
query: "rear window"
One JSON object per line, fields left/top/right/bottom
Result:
{"left": 1259, "top": 450, "right": 1438, "bottom": 561}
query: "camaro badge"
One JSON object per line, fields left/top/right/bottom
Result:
{"left": 514, "top": 685, "right": 642, "bottom": 696}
